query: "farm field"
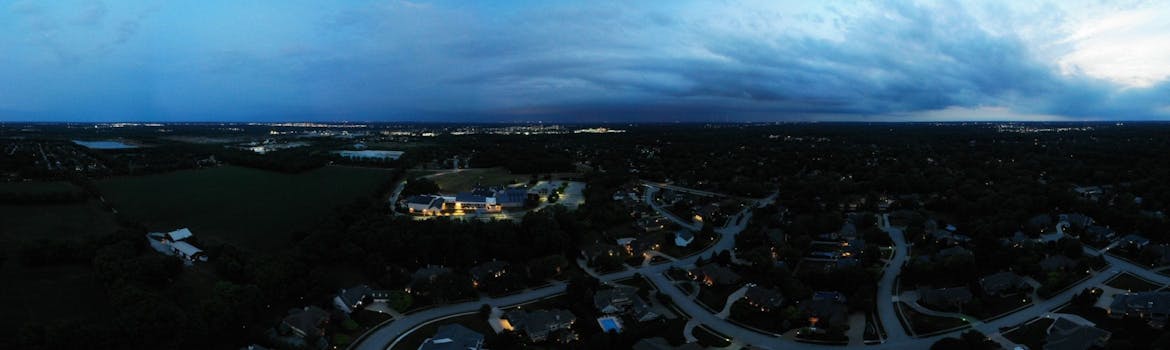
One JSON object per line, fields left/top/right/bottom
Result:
{"left": 0, "top": 201, "right": 120, "bottom": 241}
{"left": 428, "top": 167, "right": 527, "bottom": 193}
{"left": 97, "top": 165, "right": 395, "bottom": 252}
{"left": 0, "top": 181, "right": 82, "bottom": 194}
{"left": 426, "top": 167, "right": 583, "bottom": 193}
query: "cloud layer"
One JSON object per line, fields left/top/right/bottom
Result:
{"left": 1, "top": 0, "right": 1169, "bottom": 122}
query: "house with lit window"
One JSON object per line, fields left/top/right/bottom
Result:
{"left": 146, "top": 227, "right": 208, "bottom": 265}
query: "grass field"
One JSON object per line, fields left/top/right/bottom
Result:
{"left": 428, "top": 167, "right": 527, "bottom": 193}
{"left": 425, "top": 167, "right": 584, "bottom": 193}
{"left": 0, "top": 181, "right": 82, "bottom": 194}
{"left": 97, "top": 165, "right": 395, "bottom": 252}
{"left": 0, "top": 201, "right": 120, "bottom": 241}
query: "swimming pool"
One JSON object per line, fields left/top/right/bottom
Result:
{"left": 597, "top": 316, "right": 623, "bottom": 333}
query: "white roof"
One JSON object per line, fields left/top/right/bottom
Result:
{"left": 167, "top": 228, "right": 193, "bottom": 241}
{"left": 171, "top": 241, "right": 203, "bottom": 256}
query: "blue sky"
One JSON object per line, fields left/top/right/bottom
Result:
{"left": 2, "top": 0, "right": 1169, "bottom": 122}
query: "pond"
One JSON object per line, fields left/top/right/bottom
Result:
{"left": 73, "top": 140, "right": 139, "bottom": 149}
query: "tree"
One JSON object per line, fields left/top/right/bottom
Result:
{"left": 479, "top": 304, "right": 493, "bottom": 320}
{"left": 387, "top": 290, "right": 413, "bottom": 312}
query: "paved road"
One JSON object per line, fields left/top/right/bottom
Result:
{"left": 876, "top": 214, "right": 910, "bottom": 341}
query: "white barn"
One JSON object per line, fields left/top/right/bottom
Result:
{"left": 147, "top": 227, "right": 209, "bottom": 265}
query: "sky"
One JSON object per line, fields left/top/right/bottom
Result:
{"left": 1, "top": 0, "right": 1169, "bottom": 122}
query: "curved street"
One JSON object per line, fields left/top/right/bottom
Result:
{"left": 352, "top": 184, "right": 1170, "bottom": 350}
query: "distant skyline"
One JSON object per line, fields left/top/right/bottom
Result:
{"left": 2, "top": 0, "right": 1169, "bottom": 122}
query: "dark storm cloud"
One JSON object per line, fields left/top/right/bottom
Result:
{"left": 0, "top": 0, "right": 1167, "bottom": 121}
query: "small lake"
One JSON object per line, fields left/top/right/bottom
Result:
{"left": 73, "top": 140, "right": 139, "bottom": 149}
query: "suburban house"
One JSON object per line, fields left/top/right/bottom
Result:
{"left": 406, "top": 265, "right": 452, "bottom": 295}
{"left": 1043, "top": 317, "right": 1111, "bottom": 350}
{"left": 593, "top": 287, "right": 659, "bottom": 322}
{"left": 281, "top": 306, "right": 329, "bottom": 339}
{"left": 146, "top": 227, "right": 208, "bottom": 265}
{"left": 635, "top": 216, "right": 668, "bottom": 232}
{"left": 332, "top": 284, "right": 392, "bottom": 314}
{"left": 674, "top": 230, "right": 695, "bottom": 247}
{"left": 581, "top": 243, "right": 622, "bottom": 263}
{"left": 1028, "top": 214, "right": 1054, "bottom": 232}
{"left": 1059, "top": 213, "right": 1095, "bottom": 228}
{"left": 930, "top": 229, "right": 972, "bottom": 246}
{"left": 406, "top": 195, "right": 445, "bottom": 215}
{"left": 936, "top": 246, "right": 974, "bottom": 260}
{"left": 632, "top": 337, "right": 704, "bottom": 350}
{"left": 1002, "top": 231, "right": 1038, "bottom": 248}
{"left": 743, "top": 285, "right": 785, "bottom": 312}
{"left": 1119, "top": 234, "right": 1152, "bottom": 250}
{"left": 419, "top": 324, "right": 484, "bottom": 350}
{"left": 918, "top": 286, "right": 973, "bottom": 309}
{"left": 1108, "top": 291, "right": 1170, "bottom": 328}
{"left": 689, "top": 264, "right": 742, "bottom": 286}
{"left": 978, "top": 271, "right": 1030, "bottom": 297}
{"left": 799, "top": 292, "right": 849, "bottom": 328}
{"left": 1039, "top": 255, "right": 1078, "bottom": 272}
{"left": 1082, "top": 225, "right": 1117, "bottom": 242}
{"left": 1142, "top": 244, "right": 1170, "bottom": 266}
{"left": 469, "top": 260, "right": 509, "bottom": 287}
{"left": 626, "top": 237, "right": 661, "bottom": 256}
{"left": 503, "top": 309, "right": 577, "bottom": 342}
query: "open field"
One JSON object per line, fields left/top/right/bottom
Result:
{"left": 426, "top": 167, "right": 584, "bottom": 193}
{"left": 428, "top": 167, "right": 527, "bottom": 193}
{"left": 0, "top": 181, "right": 82, "bottom": 194}
{"left": 97, "top": 165, "right": 395, "bottom": 252}
{"left": 0, "top": 201, "right": 120, "bottom": 241}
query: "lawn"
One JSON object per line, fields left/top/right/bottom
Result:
{"left": 896, "top": 302, "right": 969, "bottom": 335}
{"left": 966, "top": 295, "right": 1032, "bottom": 321}
{"left": 425, "top": 167, "right": 585, "bottom": 193}
{"left": 696, "top": 284, "right": 740, "bottom": 312}
{"left": 1104, "top": 272, "right": 1163, "bottom": 292}
{"left": 693, "top": 325, "right": 733, "bottom": 347}
{"left": 428, "top": 167, "right": 528, "bottom": 193}
{"left": 97, "top": 165, "right": 395, "bottom": 252}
